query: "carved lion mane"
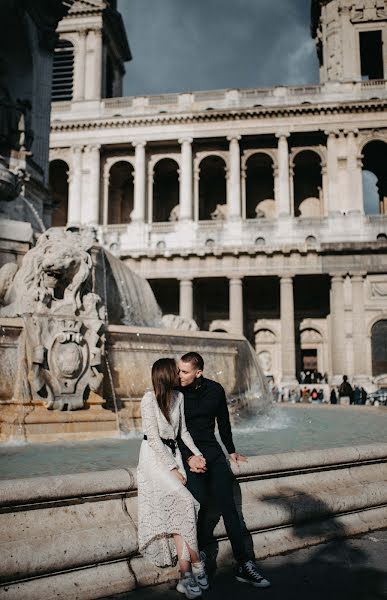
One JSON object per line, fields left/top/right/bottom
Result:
{"left": 0, "top": 229, "right": 92, "bottom": 317}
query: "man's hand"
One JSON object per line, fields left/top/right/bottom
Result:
{"left": 229, "top": 452, "right": 248, "bottom": 465}
{"left": 188, "top": 455, "right": 207, "bottom": 473}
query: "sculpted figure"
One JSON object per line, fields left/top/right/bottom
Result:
{"left": 1, "top": 229, "right": 105, "bottom": 411}
{"left": 210, "top": 203, "right": 228, "bottom": 220}
{"left": 0, "top": 229, "right": 92, "bottom": 317}
{"left": 169, "top": 204, "right": 180, "bottom": 221}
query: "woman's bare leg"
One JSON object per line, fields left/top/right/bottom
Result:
{"left": 173, "top": 534, "right": 200, "bottom": 574}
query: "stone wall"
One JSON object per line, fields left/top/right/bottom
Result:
{"left": 1, "top": 442, "right": 387, "bottom": 599}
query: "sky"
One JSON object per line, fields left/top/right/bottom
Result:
{"left": 117, "top": 0, "right": 320, "bottom": 97}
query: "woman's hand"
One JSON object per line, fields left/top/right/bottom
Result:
{"left": 171, "top": 468, "right": 187, "bottom": 485}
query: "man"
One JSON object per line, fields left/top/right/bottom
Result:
{"left": 177, "top": 351, "right": 270, "bottom": 588}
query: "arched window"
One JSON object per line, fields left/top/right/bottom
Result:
{"left": 371, "top": 320, "right": 387, "bottom": 377}
{"left": 199, "top": 155, "right": 227, "bottom": 220}
{"left": 52, "top": 39, "right": 74, "bottom": 102}
{"left": 152, "top": 158, "right": 179, "bottom": 222}
{"left": 108, "top": 161, "right": 134, "bottom": 224}
{"left": 245, "top": 153, "right": 275, "bottom": 219}
{"left": 362, "top": 141, "right": 387, "bottom": 215}
{"left": 293, "top": 150, "right": 322, "bottom": 217}
{"left": 49, "top": 160, "right": 69, "bottom": 226}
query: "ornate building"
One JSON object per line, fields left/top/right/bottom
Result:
{"left": 49, "top": 0, "right": 387, "bottom": 389}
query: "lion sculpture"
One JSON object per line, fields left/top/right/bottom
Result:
{"left": 0, "top": 229, "right": 92, "bottom": 317}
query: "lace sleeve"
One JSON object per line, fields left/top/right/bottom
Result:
{"left": 141, "top": 392, "right": 178, "bottom": 471}
{"left": 178, "top": 393, "right": 202, "bottom": 457}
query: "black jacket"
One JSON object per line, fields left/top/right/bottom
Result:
{"left": 178, "top": 376, "right": 235, "bottom": 463}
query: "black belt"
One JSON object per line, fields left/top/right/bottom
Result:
{"left": 143, "top": 434, "right": 177, "bottom": 456}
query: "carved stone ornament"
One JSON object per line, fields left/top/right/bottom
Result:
{"left": 0, "top": 229, "right": 105, "bottom": 411}
{"left": 371, "top": 282, "right": 387, "bottom": 297}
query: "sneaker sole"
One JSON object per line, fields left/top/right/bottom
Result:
{"left": 235, "top": 576, "right": 271, "bottom": 588}
{"left": 197, "top": 582, "right": 210, "bottom": 591}
{"left": 176, "top": 582, "right": 202, "bottom": 599}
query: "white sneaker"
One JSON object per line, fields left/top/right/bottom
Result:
{"left": 176, "top": 572, "right": 202, "bottom": 599}
{"left": 192, "top": 560, "right": 210, "bottom": 591}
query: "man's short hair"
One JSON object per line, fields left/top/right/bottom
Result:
{"left": 180, "top": 352, "right": 204, "bottom": 371}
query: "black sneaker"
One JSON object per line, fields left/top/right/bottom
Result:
{"left": 236, "top": 560, "right": 271, "bottom": 588}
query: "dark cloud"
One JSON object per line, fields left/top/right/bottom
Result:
{"left": 117, "top": 0, "right": 319, "bottom": 96}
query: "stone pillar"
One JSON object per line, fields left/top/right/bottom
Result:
{"left": 74, "top": 30, "right": 87, "bottom": 101}
{"left": 325, "top": 131, "right": 338, "bottom": 215}
{"left": 67, "top": 146, "right": 83, "bottom": 226}
{"left": 351, "top": 274, "right": 367, "bottom": 379}
{"left": 83, "top": 144, "right": 100, "bottom": 225}
{"left": 102, "top": 163, "right": 110, "bottom": 225}
{"left": 178, "top": 137, "right": 193, "bottom": 221}
{"left": 131, "top": 141, "right": 146, "bottom": 223}
{"left": 85, "top": 30, "right": 103, "bottom": 100}
{"left": 147, "top": 163, "right": 154, "bottom": 224}
{"left": 193, "top": 161, "right": 200, "bottom": 221}
{"left": 227, "top": 135, "right": 242, "bottom": 219}
{"left": 179, "top": 279, "right": 193, "bottom": 321}
{"left": 276, "top": 134, "right": 291, "bottom": 216}
{"left": 280, "top": 276, "right": 297, "bottom": 384}
{"left": 346, "top": 130, "right": 363, "bottom": 214}
{"left": 229, "top": 277, "right": 243, "bottom": 335}
{"left": 330, "top": 274, "right": 346, "bottom": 382}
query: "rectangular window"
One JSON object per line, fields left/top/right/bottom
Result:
{"left": 360, "top": 30, "right": 384, "bottom": 80}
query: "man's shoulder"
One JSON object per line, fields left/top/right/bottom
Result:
{"left": 203, "top": 377, "right": 224, "bottom": 394}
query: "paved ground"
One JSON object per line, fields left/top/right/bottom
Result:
{"left": 103, "top": 529, "right": 387, "bottom": 600}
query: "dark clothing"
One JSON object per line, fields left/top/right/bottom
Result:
{"left": 338, "top": 380, "right": 353, "bottom": 399}
{"left": 330, "top": 389, "right": 337, "bottom": 405}
{"left": 186, "top": 455, "right": 247, "bottom": 563}
{"left": 353, "top": 387, "right": 362, "bottom": 405}
{"left": 178, "top": 377, "right": 235, "bottom": 463}
{"left": 178, "top": 377, "right": 248, "bottom": 563}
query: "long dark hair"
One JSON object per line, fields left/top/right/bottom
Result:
{"left": 151, "top": 358, "right": 178, "bottom": 422}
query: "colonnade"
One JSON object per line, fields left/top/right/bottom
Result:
{"left": 175, "top": 273, "right": 367, "bottom": 385}
{"left": 64, "top": 130, "right": 369, "bottom": 227}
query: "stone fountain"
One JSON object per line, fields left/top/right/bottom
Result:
{"left": 0, "top": 227, "right": 269, "bottom": 442}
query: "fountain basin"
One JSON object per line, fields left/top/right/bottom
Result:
{"left": 0, "top": 318, "right": 267, "bottom": 442}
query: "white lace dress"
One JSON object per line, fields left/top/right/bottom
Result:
{"left": 137, "top": 390, "right": 202, "bottom": 567}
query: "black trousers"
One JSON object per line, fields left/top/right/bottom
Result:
{"left": 186, "top": 454, "right": 248, "bottom": 564}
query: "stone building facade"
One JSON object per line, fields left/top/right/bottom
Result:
{"left": 49, "top": 0, "right": 387, "bottom": 390}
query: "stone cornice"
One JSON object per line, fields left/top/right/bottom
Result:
{"left": 51, "top": 99, "right": 387, "bottom": 132}
{"left": 118, "top": 240, "right": 387, "bottom": 263}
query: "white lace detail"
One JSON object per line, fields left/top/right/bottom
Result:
{"left": 137, "top": 390, "right": 201, "bottom": 567}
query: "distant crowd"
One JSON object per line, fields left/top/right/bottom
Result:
{"left": 270, "top": 374, "right": 370, "bottom": 406}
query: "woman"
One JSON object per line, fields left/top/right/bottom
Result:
{"left": 137, "top": 358, "right": 209, "bottom": 599}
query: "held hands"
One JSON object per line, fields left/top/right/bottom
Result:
{"left": 171, "top": 468, "right": 187, "bottom": 485}
{"left": 187, "top": 455, "right": 207, "bottom": 473}
{"left": 229, "top": 452, "right": 248, "bottom": 465}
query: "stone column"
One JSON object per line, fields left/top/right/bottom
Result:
{"left": 325, "top": 131, "right": 338, "bottom": 215}
{"left": 280, "top": 276, "right": 296, "bottom": 384}
{"left": 276, "top": 134, "right": 291, "bottom": 216}
{"left": 102, "top": 163, "right": 110, "bottom": 225}
{"left": 229, "top": 277, "right": 243, "bottom": 335}
{"left": 227, "top": 135, "right": 242, "bottom": 219}
{"left": 351, "top": 274, "right": 367, "bottom": 378}
{"left": 330, "top": 274, "right": 346, "bottom": 381}
{"left": 131, "top": 141, "right": 146, "bottom": 223}
{"left": 83, "top": 144, "right": 101, "bottom": 225}
{"left": 178, "top": 137, "right": 193, "bottom": 221}
{"left": 179, "top": 279, "right": 193, "bottom": 321}
{"left": 193, "top": 161, "right": 200, "bottom": 221}
{"left": 67, "top": 145, "right": 83, "bottom": 226}
{"left": 147, "top": 162, "right": 154, "bottom": 224}
{"left": 85, "top": 30, "right": 103, "bottom": 100}
{"left": 346, "top": 130, "right": 363, "bottom": 214}
{"left": 74, "top": 30, "right": 87, "bottom": 101}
